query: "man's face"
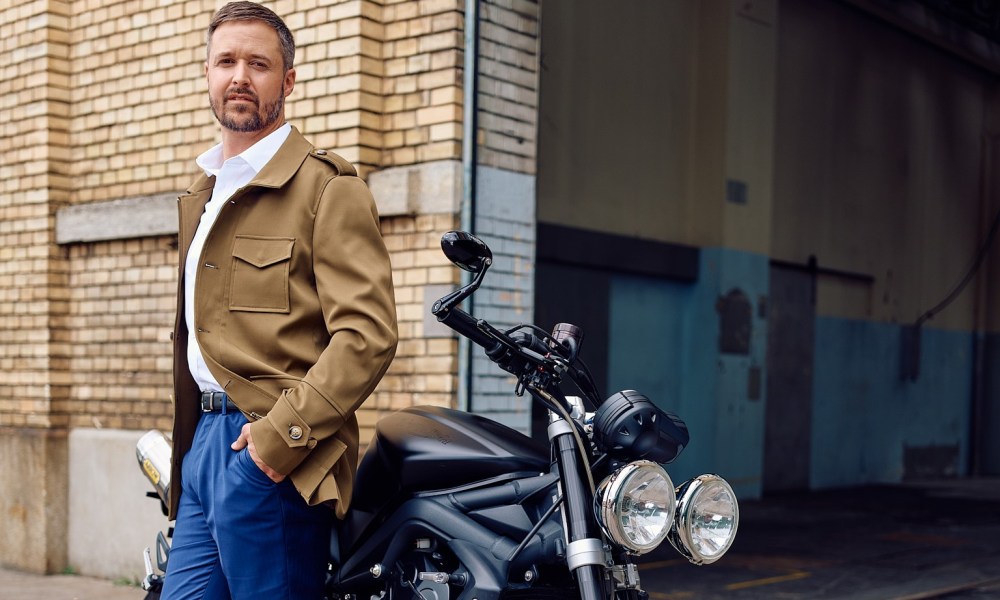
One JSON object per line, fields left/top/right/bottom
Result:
{"left": 205, "top": 20, "right": 294, "bottom": 134}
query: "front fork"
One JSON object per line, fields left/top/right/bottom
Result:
{"left": 548, "top": 406, "right": 614, "bottom": 600}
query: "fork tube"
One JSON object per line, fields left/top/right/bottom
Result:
{"left": 550, "top": 416, "right": 609, "bottom": 600}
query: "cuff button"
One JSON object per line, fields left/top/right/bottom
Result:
{"left": 288, "top": 425, "right": 303, "bottom": 440}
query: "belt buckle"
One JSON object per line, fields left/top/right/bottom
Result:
{"left": 201, "top": 391, "right": 224, "bottom": 412}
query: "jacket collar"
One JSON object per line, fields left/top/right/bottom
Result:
{"left": 182, "top": 126, "right": 313, "bottom": 196}
{"left": 244, "top": 126, "right": 311, "bottom": 190}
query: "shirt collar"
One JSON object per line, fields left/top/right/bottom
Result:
{"left": 195, "top": 122, "right": 292, "bottom": 177}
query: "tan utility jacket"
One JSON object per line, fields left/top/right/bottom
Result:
{"left": 169, "top": 127, "right": 398, "bottom": 520}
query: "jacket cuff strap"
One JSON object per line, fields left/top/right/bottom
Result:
{"left": 250, "top": 397, "right": 313, "bottom": 475}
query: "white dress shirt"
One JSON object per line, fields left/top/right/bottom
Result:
{"left": 185, "top": 123, "right": 292, "bottom": 393}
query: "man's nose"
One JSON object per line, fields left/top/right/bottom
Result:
{"left": 231, "top": 61, "right": 251, "bottom": 85}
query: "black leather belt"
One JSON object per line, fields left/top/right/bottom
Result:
{"left": 200, "top": 391, "right": 231, "bottom": 413}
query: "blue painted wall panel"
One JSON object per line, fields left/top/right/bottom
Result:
{"left": 607, "top": 247, "right": 770, "bottom": 498}
{"left": 606, "top": 272, "right": 711, "bottom": 487}
{"left": 604, "top": 246, "right": 974, "bottom": 499}
{"left": 811, "top": 318, "right": 971, "bottom": 488}
{"left": 708, "top": 249, "right": 770, "bottom": 498}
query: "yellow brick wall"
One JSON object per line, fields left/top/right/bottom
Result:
{"left": 477, "top": 0, "right": 539, "bottom": 174}
{"left": 380, "top": 0, "right": 465, "bottom": 166}
{"left": 361, "top": 212, "right": 460, "bottom": 439}
{"left": 65, "top": 237, "right": 176, "bottom": 431}
{"left": 0, "top": 0, "right": 72, "bottom": 429}
{"left": 1, "top": 0, "right": 541, "bottom": 442}
{"left": 68, "top": 0, "right": 471, "bottom": 202}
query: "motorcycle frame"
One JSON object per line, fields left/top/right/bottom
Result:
{"left": 328, "top": 468, "right": 577, "bottom": 599}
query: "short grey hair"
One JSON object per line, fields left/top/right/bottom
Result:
{"left": 207, "top": 1, "right": 295, "bottom": 72}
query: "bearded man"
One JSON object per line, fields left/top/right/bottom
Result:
{"left": 159, "top": 3, "right": 398, "bottom": 598}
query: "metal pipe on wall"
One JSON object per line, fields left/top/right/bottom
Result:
{"left": 458, "top": 0, "right": 480, "bottom": 412}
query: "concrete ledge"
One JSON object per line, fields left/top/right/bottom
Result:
{"left": 67, "top": 428, "right": 168, "bottom": 581}
{"left": 55, "top": 194, "right": 178, "bottom": 244}
{"left": 54, "top": 160, "right": 464, "bottom": 245}
{"left": 367, "top": 159, "right": 462, "bottom": 216}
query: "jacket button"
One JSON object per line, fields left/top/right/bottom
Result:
{"left": 315, "top": 149, "right": 327, "bottom": 155}
{"left": 288, "top": 425, "right": 303, "bottom": 440}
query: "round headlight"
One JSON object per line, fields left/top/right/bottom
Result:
{"left": 594, "top": 461, "right": 676, "bottom": 555}
{"left": 668, "top": 474, "right": 739, "bottom": 565}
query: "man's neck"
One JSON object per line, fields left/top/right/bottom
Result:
{"left": 220, "top": 121, "right": 285, "bottom": 160}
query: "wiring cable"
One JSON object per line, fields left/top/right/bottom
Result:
{"left": 914, "top": 202, "right": 1000, "bottom": 327}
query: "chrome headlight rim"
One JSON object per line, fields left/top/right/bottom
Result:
{"left": 595, "top": 460, "right": 676, "bottom": 555}
{"left": 668, "top": 474, "right": 739, "bottom": 565}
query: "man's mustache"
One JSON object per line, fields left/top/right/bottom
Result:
{"left": 225, "top": 88, "right": 258, "bottom": 106}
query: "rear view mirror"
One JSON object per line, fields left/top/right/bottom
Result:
{"left": 441, "top": 231, "right": 492, "bottom": 274}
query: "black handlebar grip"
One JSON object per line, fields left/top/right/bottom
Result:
{"left": 438, "top": 307, "right": 502, "bottom": 352}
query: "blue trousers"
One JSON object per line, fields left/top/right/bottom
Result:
{"left": 160, "top": 407, "right": 333, "bottom": 600}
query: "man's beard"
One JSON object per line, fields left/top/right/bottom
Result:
{"left": 211, "top": 88, "right": 283, "bottom": 133}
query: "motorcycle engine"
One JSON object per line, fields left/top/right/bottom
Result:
{"left": 593, "top": 390, "right": 689, "bottom": 464}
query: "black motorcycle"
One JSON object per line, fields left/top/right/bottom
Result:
{"left": 139, "top": 230, "right": 739, "bottom": 600}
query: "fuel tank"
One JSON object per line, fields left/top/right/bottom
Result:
{"left": 351, "top": 406, "right": 549, "bottom": 512}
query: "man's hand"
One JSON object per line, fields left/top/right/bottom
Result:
{"left": 232, "top": 423, "right": 286, "bottom": 483}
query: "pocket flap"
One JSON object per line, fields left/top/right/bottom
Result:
{"left": 232, "top": 236, "right": 294, "bottom": 268}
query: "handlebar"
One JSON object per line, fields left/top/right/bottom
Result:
{"left": 435, "top": 304, "right": 564, "bottom": 383}
{"left": 434, "top": 299, "right": 604, "bottom": 411}
{"left": 432, "top": 229, "right": 600, "bottom": 406}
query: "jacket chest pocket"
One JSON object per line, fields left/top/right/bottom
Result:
{"left": 230, "top": 236, "right": 295, "bottom": 313}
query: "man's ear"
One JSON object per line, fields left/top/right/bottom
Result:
{"left": 284, "top": 68, "right": 296, "bottom": 98}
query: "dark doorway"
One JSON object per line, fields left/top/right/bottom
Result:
{"left": 532, "top": 224, "right": 699, "bottom": 439}
{"left": 764, "top": 264, "right": 815, "bottom": 492}
{"left": 531, "top": 261, "right": 610, "bottom": 440}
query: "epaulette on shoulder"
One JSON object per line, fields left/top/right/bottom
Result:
{"left": 309, "top": 148, "right": 357, "bottom": 177}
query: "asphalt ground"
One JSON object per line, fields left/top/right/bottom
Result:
{"left": 639, "top": 478, "right": 1000, "bottom": 599}
{"left": 3, "top": 478, "right": 999, "bottom": 599}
